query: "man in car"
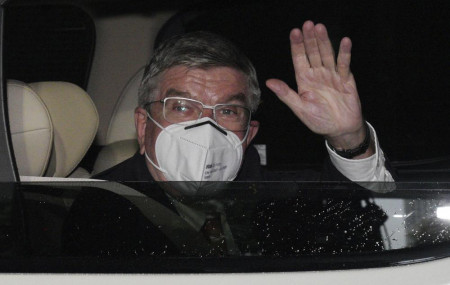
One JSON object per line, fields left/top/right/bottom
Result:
{"left": 94, "top": 20, "right": 394, "bottom": 184}
{"left": 63, "top": 21, "right": 392, "bottom": 256}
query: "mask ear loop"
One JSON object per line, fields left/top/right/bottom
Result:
{"left": 238, "top": 126, "right": 250, "bottom": 147}
{"left": 232, "top": 119, "right": 251, "bottom": 149}
{"left": 146, "top": 111, "right": 165, "bottom": 130}
{"left": 144, "top": 150, "right": 168, "bottom": 174}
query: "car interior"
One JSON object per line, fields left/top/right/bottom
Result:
{"left": 2, "top": 0, "right": 450, "bottom": 280}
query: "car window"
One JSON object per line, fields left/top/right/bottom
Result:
{"left": 1, "top": 181, "right": 450, "bottom": 272}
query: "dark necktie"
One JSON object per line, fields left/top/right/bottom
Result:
{"left": 201, "top": 213, "right": 227, "bottom": 255}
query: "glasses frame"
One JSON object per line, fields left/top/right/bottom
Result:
{"left": 145, "top": 96, "right": 252, "bottom": 132}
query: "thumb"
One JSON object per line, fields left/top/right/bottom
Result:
{"left": 266, "top": 78, "right": 303, "bottom": 110}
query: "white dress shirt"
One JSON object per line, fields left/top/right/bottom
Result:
{"left": 326, "top": 122, "right": 395, "bottom": 192}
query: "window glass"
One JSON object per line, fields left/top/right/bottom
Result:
{"left": 0, "top": 181, "right": 449, "bottom": 272}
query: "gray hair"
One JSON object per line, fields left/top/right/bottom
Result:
{"left": 138, "top": 31, "right": 261, "bottom": 112}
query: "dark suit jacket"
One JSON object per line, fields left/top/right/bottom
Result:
{"left": 62, "top": 146, "right": 387, "bottom": 256}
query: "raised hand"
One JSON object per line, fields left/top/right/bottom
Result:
{"left": 266, "top": 21, "right": 373, "bottom": 157}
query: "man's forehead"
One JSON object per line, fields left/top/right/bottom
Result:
{"left": 157, "top": 65, "right": 249, "bottom": 101}
{"left": 160, "top": 65, "right": 245, "bottom": 81}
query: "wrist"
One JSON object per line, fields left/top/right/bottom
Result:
{"left": 327, "top": 122, "right": 371, "bottom": 159}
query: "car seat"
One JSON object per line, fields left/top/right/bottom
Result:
{"left": 7, "top": 80, "right": 53, "bottom": 176}
{"left": 28, "top": 81, "right": 99, "bottom": 178}
{"left": 91, "top": 67, "right": 143, "bottom": 175}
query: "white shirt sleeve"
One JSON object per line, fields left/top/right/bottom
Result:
{"left": 326, "top": 122, "right": 395, "bottom": 183}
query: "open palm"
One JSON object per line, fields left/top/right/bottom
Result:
{"left": 267, "top": 21, "right": 366, "bottom": 149}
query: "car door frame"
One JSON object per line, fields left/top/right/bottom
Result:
{"left": 0, "top": 0, "right": 18, "bottom": 182}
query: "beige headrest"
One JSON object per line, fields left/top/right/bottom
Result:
{"left": 7, "top": 80, "right": 53, "bottom": 176}
{"left": 29, "top": 82, "right": 99, "bottom": 177}
{"left": 105, "top": 66, "right": 144, "bottom": 145}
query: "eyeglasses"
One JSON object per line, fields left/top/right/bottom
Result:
{"left": 145, "top": 97, "right": 251, "bottom": 132}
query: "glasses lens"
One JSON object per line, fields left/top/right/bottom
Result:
{"left": 162, "top": 98, "right": 251, "bottom": 131}
{"left": 163, "top": 98, "right": 203, "bottom": 124}
{"left": 215, "top": 105, "right": 250, "bottom": 131}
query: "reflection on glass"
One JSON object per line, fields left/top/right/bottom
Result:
{"left": 437, "top": 206, "right": 450, "bottom": 220}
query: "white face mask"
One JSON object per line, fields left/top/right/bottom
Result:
{"left": 145, "top": 115, "right": 247, "bottom": 184}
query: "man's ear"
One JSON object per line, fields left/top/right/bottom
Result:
{"left": 246, "top": 120, "right": 260, "bottom": 145}
{"left": 135, "top": 107, "right": 147, "bottom": 155}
